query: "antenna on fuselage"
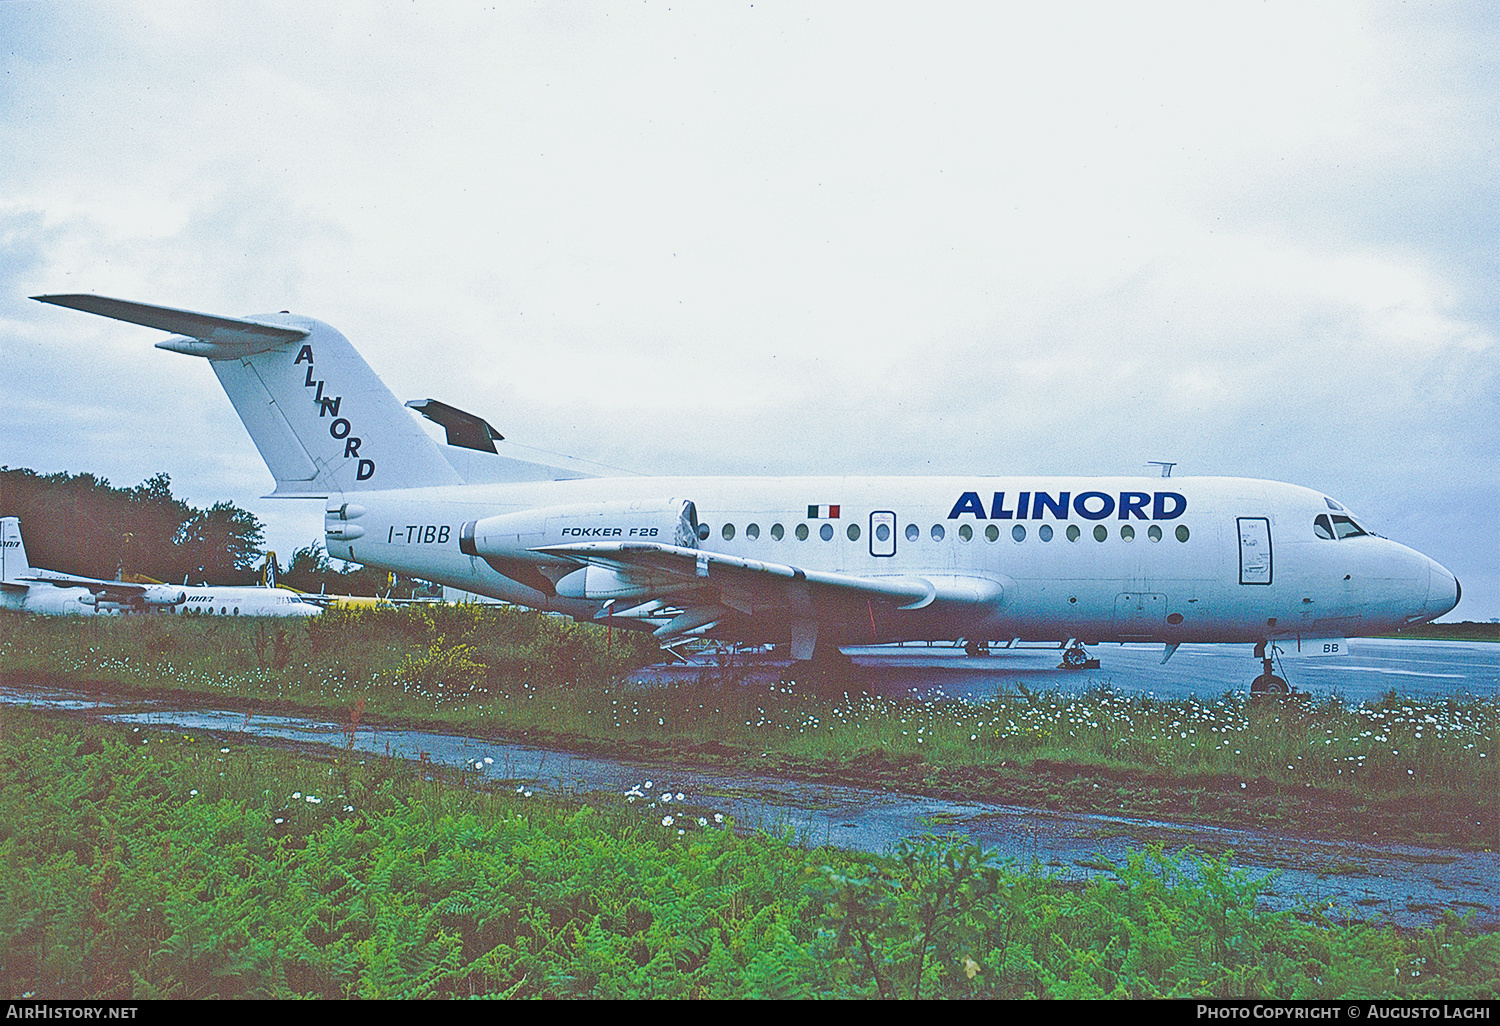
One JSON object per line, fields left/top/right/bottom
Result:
{"left": 1147, "top": 461, "right": 1176, "bottom": 478}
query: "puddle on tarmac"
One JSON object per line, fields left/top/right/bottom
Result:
{"left": 3, "top": 681, "right": 1495, "bottom": 930}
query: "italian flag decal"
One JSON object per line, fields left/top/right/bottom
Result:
{"left": 807, "top": 505, "right": 840, "bottom": 519}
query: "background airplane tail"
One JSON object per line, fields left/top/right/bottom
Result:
{"left": 0, "top": 517, "right": 33, "bottom": 583}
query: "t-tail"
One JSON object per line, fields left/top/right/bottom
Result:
{"left": 32, "top": 295, "right": 584, "bottom": 497}
{"left": 0, "top": 517, "right": 33, "bottom": 584}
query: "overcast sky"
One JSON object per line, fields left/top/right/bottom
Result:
{"left": 2, "top": 1, "right": 1496, "bottom": 620}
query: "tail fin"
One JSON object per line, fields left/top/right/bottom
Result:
{"left": 34, "top": 295, "right": 468, "bottom": 496}
{"left": 1, "top": 518, "right": 33, "bottom": 584}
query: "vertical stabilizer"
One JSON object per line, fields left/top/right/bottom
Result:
{"left": 202, "top": 317, "right": 465, "bottom": 495}
{"left": 0, "top": 517, "right": 32, "bottom": 583}
{"left": 32, "top": 295, "right": 466, "bottom": 496}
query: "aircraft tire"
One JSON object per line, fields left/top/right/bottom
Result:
{"left": 1251, "top": 673, "right": 1288, "bottom": 694}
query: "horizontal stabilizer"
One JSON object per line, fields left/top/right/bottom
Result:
{"left": 405, "top": 398, "right": 504, "bottom": 452}
{"left": 32, "top": 294, "right": 307, "bottom": 355}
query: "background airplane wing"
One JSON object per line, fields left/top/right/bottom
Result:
{"left": 17, "top": 571, "right": 146, "bottom": 595}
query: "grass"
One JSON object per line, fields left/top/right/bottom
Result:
{"left": 2, "top": 707, "right": 1496, "bottom": 1000}
{"left": 1, "top": 607, "right": 1495, "bottom": 846}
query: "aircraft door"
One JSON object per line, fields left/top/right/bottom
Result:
{"left": 1238, "top": 517, "right": 1272, "bottom": 585}
{"left": 869, "top": 511, "right": 896, "bottom": 557}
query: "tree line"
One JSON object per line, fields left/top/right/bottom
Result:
{"left": 0, "top": 466, "right": 419, "bottom": 595}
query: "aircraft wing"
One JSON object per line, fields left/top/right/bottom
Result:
{"left": 17, "top": 570, "right": 143, "bottom": 593}
{"left": 535, "top": 541, "right": 1004, "bottom": 640}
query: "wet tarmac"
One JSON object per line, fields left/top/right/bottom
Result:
{"left": 655, "top": 637, "right": 1500, "bottom": 704}
{"left": 3, "top": 676, "right": 1496, "bottom": 931}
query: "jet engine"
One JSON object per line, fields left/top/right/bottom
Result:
{"left": 460, "top": 499, "right": 698, "bottom": 595}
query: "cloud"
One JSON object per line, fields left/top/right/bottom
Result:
{"left": 2, "top": 1, "right": 1495, "bottom": 616}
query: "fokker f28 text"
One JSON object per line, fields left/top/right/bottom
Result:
{"left": 34, "top": 294, "right": 1462, "bottom": 691}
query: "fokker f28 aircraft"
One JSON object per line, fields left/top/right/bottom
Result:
{"left": 34, "top": 295, "right": 1461, "bottom": 690}
{"left": 0, "top": 517, "right": 320, "bottom": 618}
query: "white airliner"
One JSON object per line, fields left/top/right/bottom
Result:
{"left": 0, "top": 516, "right": 320, "bottom": 618}
{"left": 33, "top": 295, "right": 1460, "bottom": 690}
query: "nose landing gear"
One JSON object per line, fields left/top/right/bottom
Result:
{"left": 1250, "top": 640, "right": 1290, "bottom": 694}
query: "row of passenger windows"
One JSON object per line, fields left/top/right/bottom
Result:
{"left": 700, "top": 521, "right": 1192, "bottom": 543}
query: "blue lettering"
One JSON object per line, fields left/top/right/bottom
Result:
{"left": 294, "top": 345, "right": 314, "bottom": 365}
{"left": 357, "top": 459, "right": 376, "bottom": 480}
{"left": 948, "top": 492, "right": 987, "bottom": 519}
{"left": 1074, "top": 491, "right": 1115, "bottom": 520}
{"left": 303, "top": 365, "right": 317, "bottom": 387}
{"left": 951, "top": 488, "right": 1188, "bottom": 521}
{"left": 1153, "top": 491, "right": 1187, "bottom": 520}
{"left": 1119, "top": 491, "right": 1151, "bottom": 520}
{"left": 330, "top": 418, "right": 351, "bottom": 439}
{"left": 1032, "top": 491, "right": 1069, "bottom": 519}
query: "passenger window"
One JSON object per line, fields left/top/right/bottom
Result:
{"left": 770, "top": 523, "right": 784, "bottom": 541}
{"left": 847, "top": 523, "right": 861, "bottom": 541}
{"left": 905, "top": 523, "right": 920, "bottom": 542}
{"left": 819, "top": 523, "right": 834, "bottom": 541}
{"left": 721, "top": 524, "right": 735, "bottom": 541}
{"left": 875, "top": 523, "right": 890, "bottom": 542}
{"left": 1148, "top": 525, "right": 1162, "bottom": 542}
{"left": 985, "top": 524, "right": 999, "bottom": 542}
{"left": 1039, "top": 524, "right": 1053, "bottom": 542}
{"left": 697, "top": 523, "right": 710, "bottom": 541}
{"left": 1012, "top": 525, "right": 1026, "bottom": 542}
{"left": 795, "top": 524, "right": 809, "bottom": 541}
{"left": 1121, "top": 525, "right": 1135, "bottom": 542}
{"left": 958, "top": 524, "right": 972, "bottom": 542}
{"left": 930, "top": 524, "right": 945, "bottom": 542}
{"left": 1175, "top": 525, "right": 1190, "bottom": 542}
{"left": 1066, "top": 525, "right": 1081, "bottom": 542}
{"left": 746, "top": 523, "right": 760, "bottom": 539}
{"left": 1093, "top": 525, "right": 1107, "bottom": 542}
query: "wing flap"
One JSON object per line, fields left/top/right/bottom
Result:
{"left": 536, "top": 541, "right": 946, "bottom": 609}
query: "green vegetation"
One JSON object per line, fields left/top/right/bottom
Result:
{"left": 1, "top": 607, "right": 1494, "bottom": 846}
{"left": 1391, "top": 621, "right": 1500, "bottom": 643}
{"left": 2, "top": 709, "right": 1495, "bottom": 999}
{"left": 0, "top": 464, "right": 420, "bottom": 594}
{"left": 0, "top": 466, "right": 265, "bottom": 585}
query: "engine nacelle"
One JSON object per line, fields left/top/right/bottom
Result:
{"left": 138, "top": 585, "right": 188, "bottom": 607}
{"left": 459, "top": 499, "right": 698, "bottom": 595}
{"left": 461, "top": 499, "right": 699, "bottom": 563}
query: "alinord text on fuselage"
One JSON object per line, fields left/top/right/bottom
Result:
{"left": 948, "top": 490, "right": 1187, "bottom": 522}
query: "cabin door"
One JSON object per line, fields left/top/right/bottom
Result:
{"left": 1237, "top": 517, "right": 1272, "bottom": 585}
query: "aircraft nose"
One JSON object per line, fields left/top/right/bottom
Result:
{"left": 1426, "top": 559, "right": 1460, "bottom": 620}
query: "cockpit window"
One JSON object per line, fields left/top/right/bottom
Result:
{"left": 1331, "top": 514, "right": 1368, "bottom": 540}
{"left": 1314, "top": 514, "right": 1335, "bottom": 540}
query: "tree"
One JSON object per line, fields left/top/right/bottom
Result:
{"left": 175, "top": 501, "right": 266, "bottom": 585}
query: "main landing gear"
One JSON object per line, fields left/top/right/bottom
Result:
{"left": 782, "top": 645, "right": 856, "bottom": 685}
{"left": 1250, "top": 640, "right": 1290, "bottom": 694}
{"left": 1059, "top": 639, "right": 1100, "bottom": 670}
